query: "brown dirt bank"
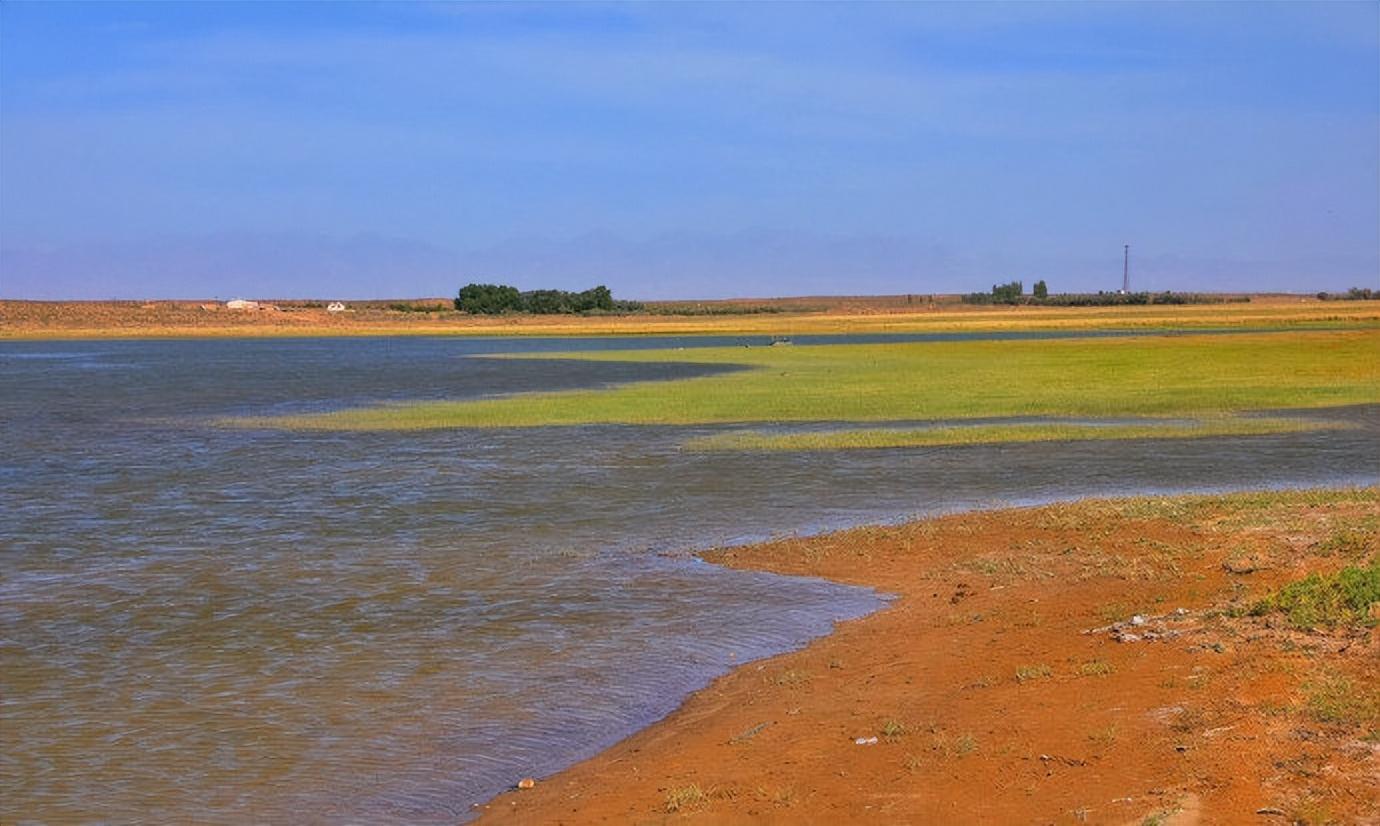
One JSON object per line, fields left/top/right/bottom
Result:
{"left": 477, "top": 489, "right": 1378, "bottom": 825}
{"left": 4, "top": 296, "right": 1377, "bottom": 340}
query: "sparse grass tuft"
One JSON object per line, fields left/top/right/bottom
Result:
{"left": 772, "top": 668, "right": 810, "bottom": 687}
{"left": 1015, "top": 664, "right": 1053, "bottom": 683}
{"left": 1079, "top": 659, "right": 1115, "bottom": 677}
{"left": 929, "top": 730, "right": 978, "bottom": 757}
{"left": 1087, "top": 723, "right": 1119, "bottom": 747}
{"left": 665, "top": 784, "right": 709, "bottom": 813}
{"left": 1304, "top": 673, "right": 1380, "bottom": 728}
{"left": 1316, "top": 527, "right": 1378, "bottom": 559}
{"left": 880, "top": 719, "right": 907, "bottom": 741}
{"left": 966, "top": 674, "right": 1000, "bottom": 689}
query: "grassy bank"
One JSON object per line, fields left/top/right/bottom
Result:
{"left": 239, "top": 329, "right": 1380, "bottom": 435}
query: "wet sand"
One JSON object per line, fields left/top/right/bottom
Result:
{"left": 477, "top": 489, "right": 1378, "bottom": 824}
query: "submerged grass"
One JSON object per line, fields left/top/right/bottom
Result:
{"left": 685, "top": 415, "right": 1341, "bottom": 452}
{"left": 231, "top": 330, "right": 1379, "bottom": 432}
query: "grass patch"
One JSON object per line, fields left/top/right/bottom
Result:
{"left": 686, "top": 415, "right": 1333, "bottom": 452}
{"left": 664, "top": 784, "right": 709, "bottom": 813}
{"left": 930, "top": 731, "right": 978, "bottom": 757}
{"left": 1087, "top": 723, "right": 1119, "bottom": 747}
{"left": 880, "top": 719, "right": 908, "bottom": 741}
{"left": 1316, "top": 526, "right": 1378, "bottom": 559}
{"left": 1250, "top": 559, "right": 1380, "bottom": 629}
{"left": 1079, "top": 660, "right": 1116, "bottom": 677}
{"left": 1303, "top": 673, "right": 1380, "bottom": 728}
{"left": 1015, "top": 664, "right": 1053, "bottom": 683}
{"left": 233, "top": 329, "right": 1380, "bottom": 431}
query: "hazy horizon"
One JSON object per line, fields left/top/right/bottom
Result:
{"left": 2, "top": 2, "right": 1377, "bottom": 300}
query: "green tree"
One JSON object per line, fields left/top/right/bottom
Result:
{"left": 1033, "top": 280, "right": 1048, "bottom": 299}
{"left": 455, "top": 283, "right": 522, "bottom": 314}
{"left": 991, "top": 280, "right": 1023, "bottom": 303}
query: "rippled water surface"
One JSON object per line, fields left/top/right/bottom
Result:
{"left": 2, "top": 335, "right": 1376, "bottom": 824}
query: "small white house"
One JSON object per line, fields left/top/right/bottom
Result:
{"left": 225, "top": 299, "right": 260, "bottom": 310}
{"left": 326, "top": 301, "right": 347, "bottom": 313}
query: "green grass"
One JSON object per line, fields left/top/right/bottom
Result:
{"left": 231, "top": 329, "right": 1379, "bottom": 432}
{"left": 685, "top": 415, "right": 1339, "bottom": 451}
{"left": 1303, "top": 672, "right": 1380, "bottom": 728}
{"left": 1251, "top": 558, "right": 1380, "bottom": 629}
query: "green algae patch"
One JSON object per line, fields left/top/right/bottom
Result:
{"left": 684, "top": 416, "right": 1346, "bottom": 452}
{"left": 229, "top": 330, "right": 1380, "bottom": 432}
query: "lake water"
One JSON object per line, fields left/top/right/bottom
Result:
{"left": 2, "top": 335, "right": 1376, "bottom": 824}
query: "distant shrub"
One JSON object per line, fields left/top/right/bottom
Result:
{"left": 1317, "top": 287, "right": 1377, "bottom": 301}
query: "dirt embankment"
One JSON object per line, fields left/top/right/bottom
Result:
{"left": 478, "top": 490, "right": 1378, "bottom": 825}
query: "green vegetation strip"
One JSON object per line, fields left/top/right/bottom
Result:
{"left": 232, "top": 330, "right": 1379, "bottom": 432}
{"left": 685, "top": 416, "right": 1342, "bottom": 452}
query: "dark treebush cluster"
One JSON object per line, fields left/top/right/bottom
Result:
{"left": 455, "top": 283, "right": 642, "bottom": 314}
{"left": 1316, "top": 287, "right": 1376, "bottom": 301}
{"left": 1035, "top": 291, "right": 1244, "bottom": 306}
{"left": 962, "top": 281, "right": 1246, "bottom": 307}
{"left": 961, "top": 280, "right": 1025, "bottom": 305}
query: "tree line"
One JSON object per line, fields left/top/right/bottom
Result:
{"left": 962, "top": 280, "right": 1245, "bottom": 306}
{"left": 454, "top": 283, "right": 644, "bottom": 314}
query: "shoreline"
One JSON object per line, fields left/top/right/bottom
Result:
{"left": 475, "top": 488, "right": 1378, "bottom": 824}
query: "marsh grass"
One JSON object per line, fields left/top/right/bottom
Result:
{"left": 687, "top": 415, "right": 1338, "bottom": 452}
{"left": 234, "top": 330, "right": 1379, "bottom": 431}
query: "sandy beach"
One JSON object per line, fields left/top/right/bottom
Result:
{"left": 476, "top": 489, "right": 1378, "bottom": 824}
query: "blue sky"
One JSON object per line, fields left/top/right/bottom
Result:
{"left": 1, "top": 1, "right": 1376, "bottom": 300}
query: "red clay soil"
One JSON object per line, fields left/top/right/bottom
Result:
{"left": 476, "top": 489, "right": 1379, "bottom": 825}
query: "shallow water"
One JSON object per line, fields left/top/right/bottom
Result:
{"left": 2, "top": 335, "right": 1376, "bottom": 824}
